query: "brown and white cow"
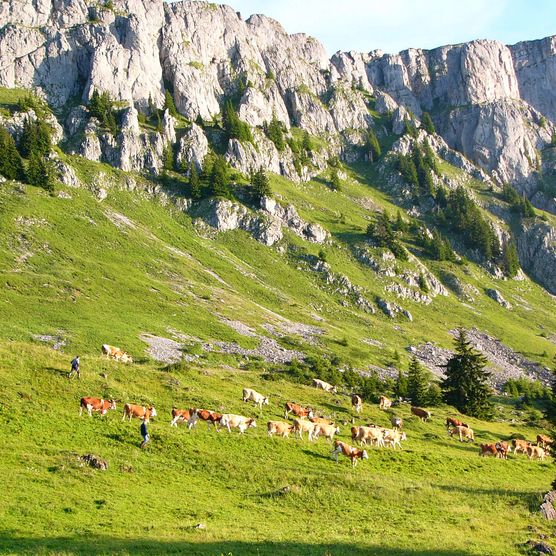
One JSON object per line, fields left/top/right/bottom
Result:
{"left": 379, "top": 396, "right": 392, "bottom": 410}
{"left": 312, "top": 378, "right": 337, "bottom": 393}
{"left": 122, "top": 403, "right": 157, "bottom": 421}
{"left": 292, "top": 418, "right": 318, "bottom": 441}
{"left": 511, "top": 439, "right": 531, "bottom": 455}
{"left": 242, "top": 388, "right": 269, "bottom": 410}
{"left": 284, "top": 402, "right": 313, "bottom": 420}
{"left": 220, "top": 414, "right": 257, "bottom": 434}
{"left": 356, "top": 425, "right": 385, "bottom": 447}
{"left": 448, "top": 425, "right": 475, "bottom": 443}
{"left": 187, "top": 409, "right": 222, "bottom": 431}
{"left": 313, "top": 423, "right": 341, "bottom": 442}
{"left": 446, "top": 417, "right": 469, "bottom": 429}
{"left": 331, "top": 440, "right": 369, "bottom": 467}
{"left": 170, "top": 407, "right": 193, "bottom": 427}
{"left": 79, "top": 397, "right": 116, "bottom": 417}
{"left": 479, "top": 443, "right": 499, "bottom": 458}
{"left": 101, "top": 344, "right": 132, "bottom": 363}
{"left": 496, "top": 441, "right": 511, "bottom": 459}
{"left": 382, "top": 429, "right": 407, "bottom": 449}
{"left": 391, "top": 415, "right": 403, "bottom": 429}
{"left": 528, "top": 445, "right": 546, "bottom": 460}
{"left": 351, "top": 394, "right": 363, "bottom": 414}
{"left": 309, "top": 416, "right": 335, "bottom": 426}
{"left": 411, "top": 406, "right": 431, "bottom": 421}
{"left": 537, "top": 434, "right": 553, "bottom": 449}
{"left": 267, "top": 421, "right": 293, "bottom": 438}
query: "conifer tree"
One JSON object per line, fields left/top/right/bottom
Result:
{"left": 442, "top": 329, "right": 493, "bottom": 418}
{"left": 421, "top": 112, "right": 436, "bottom": 135}
{"left": 266, "top": 114, "right": 285, "bottom": 151}
{"left": 209, "top": 155, "right": 231, "bottom": 198}
{"left": 26, "top": 153, "right": 55, "bottom": 192}
{"left": 501, "top": 240, "right": 520, "bottom": 278}
{"left": 164, "top": 90, "right": 178, "bottom": 118}
{"left": 394, "top": 369, "right": 408, "bottom": 400}
{"left": 189, "top": 162, "right": 201, "bottom": 199}
{"left": 407, "top": 355, "right": 430, "bottom": 406}
{"left": 0, "top": 126, "right": 24, "bottom": 180}
{"left": 366, "top": 128, "right": 381, "bottom": 162}
{"left": 251, "top": 167, "right": 271, "bottom": 200}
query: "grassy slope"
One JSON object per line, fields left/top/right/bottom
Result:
{"left": 0, "top": 342, "right": 553, "bottom": 556}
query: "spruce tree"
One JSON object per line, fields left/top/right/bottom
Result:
{"left": 26, "top": 153, "right": 55, "bottom": 192}
{"left": 19, "top": 117, "right": 51, "bottom": 158}
{"left": 421, "top": 112, "right": 436, "bottom": 134}
{"left": 394, "top": 369, "right": 408, "bottom": 400}
{"left": 442, "top": 329, "right": 493, "bottom": 418}
{"left": 366, "top": 128, "right": 381, "bottom": 162}
{"left": 266, "top": 114, "right": 285, "bottom": 151}
{"left": 251, "top": 167, "right": 271, "bottom": 200}
{"left": 189, "top": 162, "right": 201, "bottom": 199}
{"left": 407, "top": 355, "right": 430, "bottom": 406}
{"left": 330, "top": 167, "right": 341, "bottom": 190}
{"left": 162, "top": 143, "right": 174, "bottom": 172}
{"left": 0, "top": 126, "right": 24, "bottom": 180}
{"left": 209, "top": 155, "right": 231, "bottom": 198}
{"left": 164, "top": 90, "right": 178, "bottom": 117}
{"left": 502, "top": 240, "right": 520, "bottom": 278}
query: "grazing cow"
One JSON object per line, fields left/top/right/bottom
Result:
{"left": 511, "top": 439, "right": 531, "bottom": 455}
{"left": 115, "top": 350, "right": 133, "bottom": 363}
{"left": 188, "top": 409, "right": 222, "bottom": 431}
{"left": 101, "top": 344, "right": 133, "bottom": 363}
{"left": 496, "top": 441, "right": 511, "bottom": 459}
{"left": 220, "top": 414, "right": 257, "bottom": 434}
{"left": 292, "top": 418, "right": 318, "bottom": 440}
{"left": 284, "top": 402, "right": 313, "bottom": 420}
{"left": 101, "top": 344, "right": 119, "bottom": 357}
{"left": 479, "top": 443, "right": 499, "bottom": 458}
{"left": 391, "top": 415, "right": 403, "bottom": 429}
{"left": 446, "top": 417, "right": 469, "bottom": 429}
{"left": 448, "top": 425, "right": 475, "bottom": 443}
{"left": 351, "top": 394, "right": 363, "bottom": 414}
{"left": 537, "top": 434, "right": 553, "bottom": 449}
{"left": 310, "top": 416, "right": 335, "bottom": 426}
{"left": 242, "top": 388, "right": 269, "bottom": 410}
{"left": 331, "top": 440, "right": 368, "bottom": 467}
{"left": 170, "top": 407, "right": 192, "bottom": 427}
{"left": 411, "top": 406, "right": 431, "bottom": 421}
{"left": 79, "top": 397, "right": 116, "bottom": 417}
{"left": 382, "top": 429, "right": 407, "bottom": 449}
{"left": 527, "top": 445, "right": 546, "bottom": 460}
{"left": 356, "top": 425, "right": 385, "bottom": 447}
{"left": 351, "top": 426, "right": 359, "bottom": 441}
{"left": 314, "top": 423, "right": 341, "bottom": 442}
{"left": 267, "top": 421, "right": 293, "bottom": 438}
{"left": 312, "top": 378, "right": 337, "bottom": 393}
{"left": 379, "top": 396, "right": 392, "bottom": 410}
{"left": 122, "top": 404, "right": 157, "bottom": 421}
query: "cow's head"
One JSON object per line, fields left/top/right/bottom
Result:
{"left": 263, "top": 397, "right": 269, "bottom": 405}
{"left": 149, "top": 406, "right": 157, "bottom": 418}
{"left": 307, "top": 409, "right": 314, "bottom": 419}
{"left": 361, "top": 450, "right": 369, "bottom": 460}
{"left": 335, "top": 426, "right": 341, "bottom": 435}
{"left": 248, "top": 419, "right": 257, "bottom": 428}
{"left": 109, "top": 400, "right": 117, "bottom": 410}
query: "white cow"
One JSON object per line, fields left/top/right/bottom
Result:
{"left": 312, "top": 378, "right": 337, "bottom": 393}
{"left": 242, "top": 388, "right": 269, "bottom": 410}
{"left": 219, "top": 414, "right": 257, "bottom": 433}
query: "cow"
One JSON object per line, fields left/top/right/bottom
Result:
{"left": 292, "top": 418, "right": 318, "bottom": 440}
{"left": 391, "top": 415, "right": 403, "bottom": 429}
{"left": 242, "top": 388, "right": 269, "bottom": 410}
{"left": 411, "top": 406, "right": 431, "bottom": 421}
{"left": 122, "top": 403, "right": 157, "bottom": 421}
{"left": 511, "top": 439, "right": 531, "bottom": 455}
{"left": 170, "top": 407, "right": 192, "bottom": 427}
{"left": 351, "top": 426, "right": 359, "bottom": 441}
{"left": 448, "top": 425, "right": 475, "bottom": 443}
{"left": 219, "top": 414, "right": 257, "bottom": 434}
{"left": 312, "top": 378, "right": 337, "bottom": 393}
{"left": 267, "top": 421, "right": 293, "bottom": 438}
{"left": 496, "top": 441, "right": 511, "bottom": 459}
{"left": 313, "top": 423, "right": 341, "bottom": 442}
{"left": 309, "top": 416, "right": 335, "bottom": 426}
{"left": 479, "top": 443, "right": 500, "bottom": 458}
{"left": 351, "top": 394, "right": 363, "bottom": 414}
{"left": 284, "top": 402, "right": 313, "bottom": 420}
{"left": 101, "top": 344, "right": 132, "bottom": 363}
{"left": 188, "top": 409, "right": 222, "bottom": 431}
{"left": 383, "top": 429, "right": 407, "bottom": 449}
{"left": 356, "top": 425, "right": 384, "bottom": 447}
{"left": 331, "top": 440, "right": 369, "bottom": 467}
{"left": 537, "top": 434, "right": 553, "bottom": 449}
{"left": 379, "top": 396, "right": 392, "bottom": 410}
{"left": 528, "top": 445, "right": 546, "bottom": 460}
{"left": 79, "top": 397, "right": 116, "bottom": 417}
{"left": 446, "top": 417, "right": 469, "bottom": 429}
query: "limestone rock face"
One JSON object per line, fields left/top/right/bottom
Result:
{"left": 176, "top": 124, "right": 209, "bottom": 171}
{"left": 517, "top": 222, "right": 556, "bottom": 295}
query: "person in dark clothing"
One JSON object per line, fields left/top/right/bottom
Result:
{"left": 140, "top": 419, "right": 150, "bottom": 448}
{"left": 69, "top": 356, "right": 80, "bottom": 379}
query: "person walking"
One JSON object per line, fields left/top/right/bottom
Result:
{"left": 140, "top": 419, "right": 150, "bottom": 449}
{"left": 69, "top": 355, "right": 80, "bottom": 379}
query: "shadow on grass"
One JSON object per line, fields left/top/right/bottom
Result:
{"left": 44, "top": 367, "right": 70, "bottom": 378}
{"left": 302, "top": 448, "right": 334, "bottom": 462}
{"left": 0, "top": 536, "right": 477, "bottom": 555}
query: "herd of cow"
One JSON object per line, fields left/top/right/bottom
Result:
{"left": 78, "top": 364, "right": 552, "bottom": 466}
